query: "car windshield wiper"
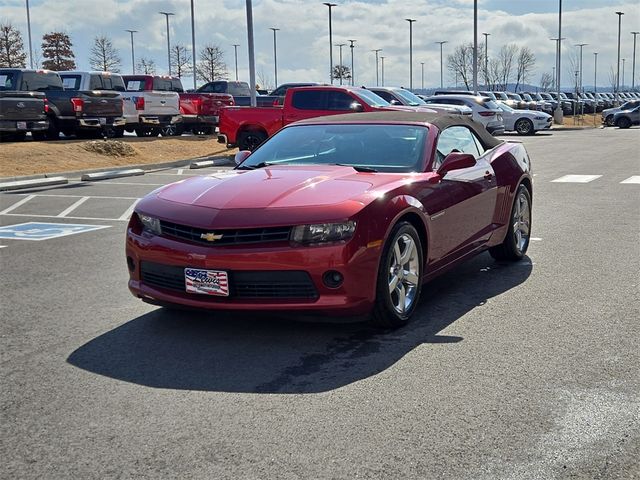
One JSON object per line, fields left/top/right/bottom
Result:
{"left": 236, "top": 161, "right": 274, "bottom": 170}
{"left": 334, "top": 164, "right": 378, "bottom": 173}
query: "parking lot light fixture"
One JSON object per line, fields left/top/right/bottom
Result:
{"left": 632, "top": 32, "right": 639, "bottom": 90}
{"left": 593, "top": 52, "right": 598, "bottom": 94}
{"left": 406, "top": 19, "right": 416, "bottom": 90}
{"left": 232, "top": 44, "right": 240, "bottom": 81}
{"left": 159, "top": 12, "right": 175, "bottom": 76}
{"left": 482, "top": 33, "right": 490, "bottom": 87}
{"left": 472, "top": 0, "right": 478, "bottom": 94}
{"left": 372, "top": 49, "right": 382, "bottom": 86}
{"left": 380, "top": 56, "right": 385, "bottom": 86}
{"left": 25, "top": 0, "right": 34, "bottom": 69}
{"left": 435, "top": 41, "right": 447, "bottom": 88}
{"left": 125, "top": 30, "right": 137, "bottom": 74}
{"left": 245, "top": 0, "right": 257, "bottom": 107}
{"left": 554, "top": 0, "right": 564, "bottom": 125}
{"left": 615, "top": 11, "right": 624, "bottom": 104}
{"left": 323, "top": 3, "right": 337, "bottom": 84}
{"left": 270, "top": 28, "right": 280, "bottom": 88}
{"left": 575, "top": 43, "right": 588, "bottom": 93}
{"left": 622, "top": 58, "right": 626, "bottom": 89}
{"left": 190, "top": 0, "right": 197, "bottom": 89}
{"left": 348, "top": 39, "right": 356, "bottom": 85}
{"left": 421, "top": 62, "right": 425, "bottom": 90}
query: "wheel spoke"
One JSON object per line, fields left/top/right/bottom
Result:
{"left": 393, "top": 243, "right": 402, "bottom": 265}
{"left": 399, "top": 238, "right": 414, "bottom": 264}
{"left": 404, "top": 271, "right": 419, "bottom": 286}
{"left": 389, "top": 274, "right": 399, "bottom": 293}
{"left": 396, "top": 284, "right": 406, "bottom": 313}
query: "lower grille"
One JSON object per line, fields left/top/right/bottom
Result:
{"left": 140, "top": 262, "right": 317, "bottom": 299}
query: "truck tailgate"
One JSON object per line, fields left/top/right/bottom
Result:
{"left": 80, "top": 91, "right": 123, "bottom": 117}
{"left": 0, "top": 92, "right": 46, "bottom": 120}
{"left": 144, "top": 92, "right": 180, "bottom": 115}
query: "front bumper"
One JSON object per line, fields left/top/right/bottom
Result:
{"left": 126, "top": 229, "right": 380, "bottom": 316}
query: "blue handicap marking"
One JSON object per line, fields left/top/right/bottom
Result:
{"left": 0, "top": 222, "right": 110, "bottom": 241}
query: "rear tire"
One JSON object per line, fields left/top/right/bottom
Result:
{"left": 237, "top": 129, "right": 267, "bottom": 151}
{"left": 489, "top": 184, "right": 531, "bottom": 261}
{"left": 135, "top": 127, "right": 159, "bottom": 137}
{"left": 370, "top": 222, "right": 423, "bottom": 329}
{"left": 45, "top": 117, "right": 60, "bottom": 140}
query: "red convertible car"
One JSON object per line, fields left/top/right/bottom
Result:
{"left": 126, "top": 112, "right": 532, "bottom": 327}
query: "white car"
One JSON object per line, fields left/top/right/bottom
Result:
{"left": 423, "top": 94, "right": 505, "bottom": 135}
{"left": 497, "top": 103, "right": 552, "bottom": 135}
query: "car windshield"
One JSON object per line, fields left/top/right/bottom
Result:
{"left": 495, "top": 92, "right": 508, "bottom": 100}
{"left": 355, "top": 89, "right": 391, "bottom": 107}
{"left": 498, "top": 103, "right": 516, "bottom": 113}
{"left": 392, "top": 89, "right": 427, "bottom": 106}
{"left": 239, "top": 124, "right": 428, "bottom": 173}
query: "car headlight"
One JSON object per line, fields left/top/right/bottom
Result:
{"left": 138, "top": 214, "right": 162, "bottom": 235}
{"left": 291, "top": 221, "right": 356, "bottom": 245}
{"left": 534, "top": 116, "right": 547, "bottom": 120}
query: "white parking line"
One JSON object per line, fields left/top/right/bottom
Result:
{"left": 95, "top": 181, "right": 167, "bottom": 186}
{"left": 0, "top": 194, "right": 36, "bottom": 214}
{"left": 56, "top": 196, "right": 90, "bottom": 217}
{"left": 1, "top": 213, "right": 128, "bottom": 222}
{"left": 551, "top": 175, "right": 602, "bottom": 183}
{"left": 118, "top": 200, "right": 139, "bottom": 221}
{"left": 0, "top": 245, "right": 6, "bottom": 249}
{"left": 6, "top": 193, "right": 140, "bottom": 200}
{"left": 620, "top": 176, "right": 640, "bottom": 184}
{"left": 177, "top": 169, "right": 184, "bottom": 175}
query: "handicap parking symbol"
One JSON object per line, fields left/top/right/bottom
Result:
{"left": 0, "top": 222, "right": 110, "bottom": 241}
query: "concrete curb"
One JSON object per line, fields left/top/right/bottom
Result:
{"left": 0, "top": 176, "right": 68, "bottom": 192}
{"left": 190, "top": 160, "right": 216, "bottom": 169}
{"left": 81, "top": 169, "right": 145, "bottom": 181}
{"left": 0, "top": 154, "right": 235, "bottom": 183}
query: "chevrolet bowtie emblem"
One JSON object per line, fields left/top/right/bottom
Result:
{"left": 200, "top": 232, "right": 224, "bottom": 242}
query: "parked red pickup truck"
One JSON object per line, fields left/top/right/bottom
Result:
{"left": 165, "top": 77, "right": 234, "bottom": 135}
{"left": 218, "top": 85, "right": 413, "bottom": 150}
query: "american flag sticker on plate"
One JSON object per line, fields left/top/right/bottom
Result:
{"left": 185, "top": 268, "right": 229, "bottom": 296}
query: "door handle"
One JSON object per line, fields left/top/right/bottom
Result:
{"left": 484, "top": 171, "right": 493, "bottom": 181}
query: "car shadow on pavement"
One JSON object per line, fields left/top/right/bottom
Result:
{"left": 67, "top": 254, "right": 532, "bottom": 394}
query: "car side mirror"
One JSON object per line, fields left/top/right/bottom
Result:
{"left": 234, "top": 150, "right": 251, "bottom": 165}
{"left": 390, "top": 99, "right": 401, "bottom": 105}
{"left": 437, "top": 152, "right": 476, "bottom": 176}
{"left": 350, "top": 102, "right": 364, "bottom": 112}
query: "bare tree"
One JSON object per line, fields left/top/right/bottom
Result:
{"left": 41, "top": 31, "right": 76, "bottom": 70}
{"left": 566, "top": 50, "right": 580, "bottom": 91}
{"left": 256, "top": 68, "right": 272, "bottom": 91}
{"left": 136, "top": 57, "right": 156, "bottom": 75}
{"left": 170, "top": 44, "right": 191, "bottom": 78}
{"left": 539, "top": 72, "right": 554, "bottom": 91}
{"left": 89, "top": 35, "right": 121, "bottom": 72}
{"left": 196, "top": 44, "right": 228, "bottom": 83}
{"left": 0, "top": 22, "right": 27, "bottom": 68}
{"left": 514, "top": 47, "right": 536, "bottom": 92}
{"left": 496, "top": 44, "right": 518, "bottom": 90}
{"left": 447, "top": 43, "right": 485, "bottom": 90}
{"left": 332, "top": 65, "right": 352, "bottom": 83}
{"left": 608, "top": 65, "right": 618, "bottom": 92}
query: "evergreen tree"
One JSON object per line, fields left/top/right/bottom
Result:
{"left": 41, "top": 32, "right": 76, "bottom": 71}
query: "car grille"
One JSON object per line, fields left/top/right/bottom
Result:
{"left": 140, "top": 262, "right": 318, "bottom": 299}
{"left": 159, "top": 220, "right": 292, "bottom": 246}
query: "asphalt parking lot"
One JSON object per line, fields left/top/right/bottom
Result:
{"left": 1, "top": 128, "right": 639, "bottom": 479}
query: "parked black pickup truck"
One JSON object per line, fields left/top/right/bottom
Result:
{"left": 196, "top": 80, "right": 277, "bottom": 107}
{"left": 0, "top": 87, "right": 48, "bottom": 142}
{"left": 0, "top": 69, "right": 124, "bottom": 139}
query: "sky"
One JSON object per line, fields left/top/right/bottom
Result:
{"left": 1, "top": 0, "right": 639, "bottom": 90}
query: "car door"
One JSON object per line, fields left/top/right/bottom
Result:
{"left": 284, "top": 90, "right": 329, "bottom": 124}
{"left": 427, "top": 126, "right": 498, "bottom": 263}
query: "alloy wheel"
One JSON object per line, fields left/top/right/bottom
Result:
{"left": 512, "top": 191, "right": 531, "bottom": 254}
{"left": 388, "top": 234, "right": 420, "bottom": 314}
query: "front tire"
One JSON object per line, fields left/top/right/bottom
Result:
{"left": 616, "top": 116, "right": 632, "bottom": 129}
{"left": 515, "top": 118, "right": 534, "bottom": 135}
{"left": 489, "top": 184, "right": 532, "bottom": 261}
{"left": 371, "top": 222, "right": 423, "bottom": 329}
{"left": 605, "top": 114, "right": 615, "bottom": 127}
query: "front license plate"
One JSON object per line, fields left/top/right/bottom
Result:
{"left": 17, "top": 121, "right": 27, "bottom": 130}
{"left": 99, "top": 117, "right": 107, "bottom": 125}
{"left": 185, "top": 268, "right": 229, "bottom": 296}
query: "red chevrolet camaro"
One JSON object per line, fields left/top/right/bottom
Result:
{"left": 126, "top": 112, "right": 532, "bottom": 327}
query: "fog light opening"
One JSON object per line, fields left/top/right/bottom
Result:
{"left": 323, "top": 270, "right": 344, "bottom": 289}
{"left": 126, "top": 256, "right": 136, "bottom": 272}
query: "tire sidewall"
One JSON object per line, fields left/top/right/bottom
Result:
{"left": 516, "top": 118, "right": 533, "bottom": 135}
{"left": 507, "top": 185, "right": 532, "bottom": 258}
{"left": 375, "top": 222, "right": 424, "bottom": 325}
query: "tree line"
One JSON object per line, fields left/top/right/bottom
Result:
{"left": 0, "top": 22, "right": 228, "bottom": 83}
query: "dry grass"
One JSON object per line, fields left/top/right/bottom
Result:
{"left": 561, "top": 113, "right": 602, "bottom": 127}
{"left": 0, "top": 135, "right": 237, "bottom": 177}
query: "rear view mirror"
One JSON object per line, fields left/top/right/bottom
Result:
{"left": 437, "top": 152, "right": 476, "bottom": 176}
{"left": 350, "top": 102, "right": 364, "bottom": 112}
{"left": 234, "top": 150, "right": 251, "bottom": 165}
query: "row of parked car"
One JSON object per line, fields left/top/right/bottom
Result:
{"left": 0, "top": 68, "right": 276, "bottom": 141}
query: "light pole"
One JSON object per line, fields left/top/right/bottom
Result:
{"left": 632, "top": 32, "right": 639, "bottom": 90}
{"left": 335, "top": 43, "right": 346, "bottom": 85}
{"left": 159, "top": 11, "right": 175, "bottom": 75}
{"left": 421, "top": 62, "right": 425, "bottom": 90}
{"left": 615, "top": 11, "right": 624, "bottom": 104}
{"left": 190, "top": 0, "right": 197, "bottom": 89}
{"left": 25, "top": 0, "right": 34, "bottom": 68}
{"left": 552, "top": 66, "right": 556, "bottom": 90}
{"left": 406, "top": 18, "right": 416, "bottom": 90}
{"left": 593, "top": 52, "right": 598, "bottom": 126}
{"left": 232, "top": 44, "right": 240, "bottom": 81}
{"left": 323, "top": 3, "right": 337, "bottom": 84}
{"left": 372, "top": 49, "right": 382, "bottom": 86}
{"left": 575, "top": 43, "right": 587, "bottom": 93}
{"left": 380, "top": 56, "right": 385, "bottom": 87}
{"left": 245, "top": 0, "right": 256, "bottom": 107}
{"left": 125, "top": 30, "right": 137, "bottom": 74}
{"left": 270, "top": 28, "right": 279, "bottom": 88}
{"left": 472, "top": 0, "right": 478, "bottom": 94}
{"left": 348, "top": 39, "right": 356, "bottom": 86}
{"left": 554, "top": 0, "right": 563, "bottom": 124}
{"left": 482, "top": 32, "right": 490, "bottom": 87}
{"left": 622, "top": 58, "right": 626, "bottom": 89}
{"left": 435, "top": 41, "right": 447, "bottom": 88}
